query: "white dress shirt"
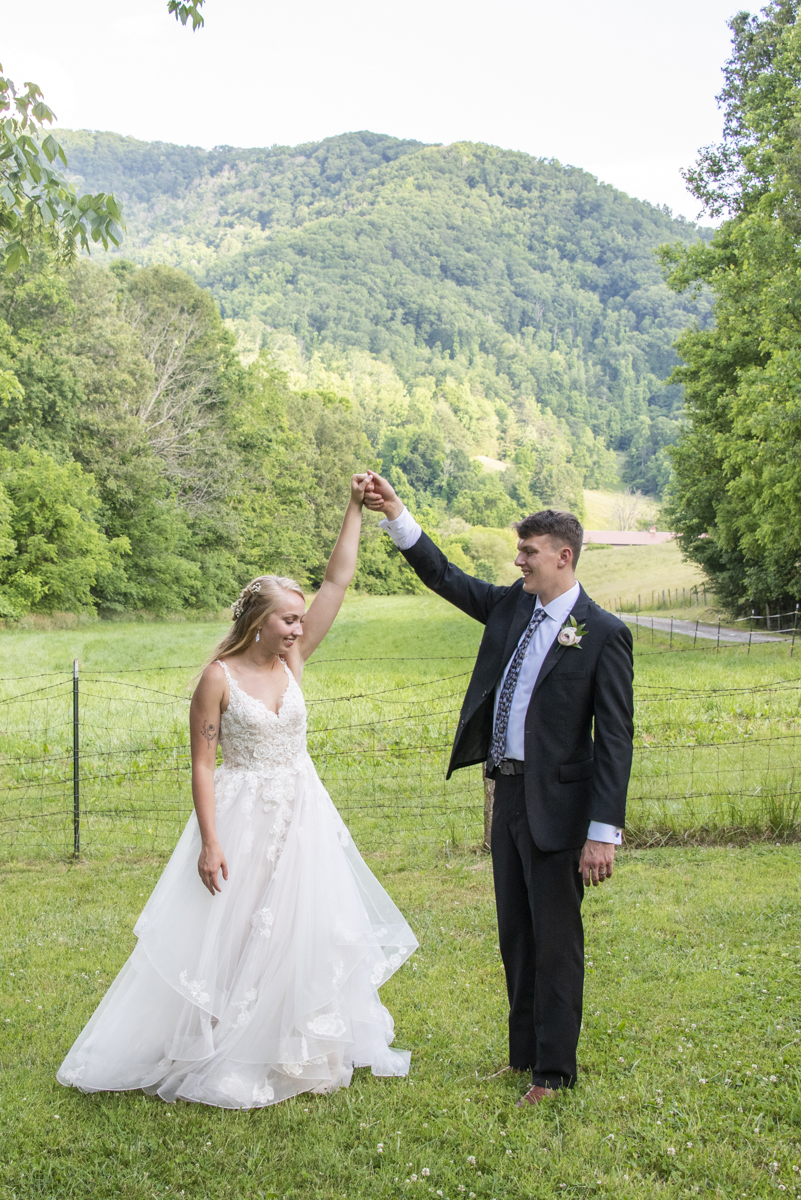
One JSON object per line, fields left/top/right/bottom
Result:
{"left": 380, "top": 507, "right": 621, "bottom": 844}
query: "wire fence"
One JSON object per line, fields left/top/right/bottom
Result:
{"left": 3, "top": 636, "right": 801, "bottom": 861}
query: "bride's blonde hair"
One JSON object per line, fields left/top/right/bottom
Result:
{"left": 207, "top": 575, "right": 305, "bottom": 665}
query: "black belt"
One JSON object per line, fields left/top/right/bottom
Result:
{"left": 494, "top": 758, "right": 525, "bottom": 776}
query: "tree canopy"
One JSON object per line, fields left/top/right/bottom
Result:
{"left": 663, "top": 0, "right": 801, "bottom": 614}
{"left": 60, "top": 129, "right": 713, "bottom": 498}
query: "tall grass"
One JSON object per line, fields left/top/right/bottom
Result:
{"left": 3, "top": 597, "right": 801, "bottom": 860}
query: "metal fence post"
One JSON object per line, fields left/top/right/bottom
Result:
{"left": 717, "top": 615, "right": 721, "bottom": 652}
{"left": 73, "top": 659, "right": 80, "bottom": 858}
{"left": 792, "top": 605, "right": 799, "bottom": 657}
{"left": 748, "top": 611, "right": 754, "bottom": 655}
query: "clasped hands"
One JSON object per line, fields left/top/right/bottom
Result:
{"left": 363, "top": 471, "right": 402, "bottom": 519}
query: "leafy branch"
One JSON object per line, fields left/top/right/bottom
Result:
{"left": 0, "top": 67, "right": 124, "bottom": 273}
{"left": 167, "top": 0, "right": 205, "bottom": 30}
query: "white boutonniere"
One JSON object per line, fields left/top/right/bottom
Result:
{"left": 557, "top": 615, "right": 587, "bottom": 648}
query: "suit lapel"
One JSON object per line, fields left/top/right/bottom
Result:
{"left": 500, "top": 585, "right": 536, "bottom": 672}
{"left": 531, "top": 584, "right": 589, "bottom": 696}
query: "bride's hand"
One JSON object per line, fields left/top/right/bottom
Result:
{"left": 363, "top": 471, "right": 401, "bottom": 516}
{"left": 198, "top": 841, "right": 228, "bottom": 895}
{"left": 350, "top": 473, "right": 369, "bottom": 505}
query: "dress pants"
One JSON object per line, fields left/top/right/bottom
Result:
{"left": 490, "top": 772, "right": 585, "bottom": 1089}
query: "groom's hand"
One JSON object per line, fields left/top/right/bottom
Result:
{"left": 363, "top": 471, "right": 403, "bottom": 520}
{"left": 579, "top": 839, "right": 615, "bottom": 887}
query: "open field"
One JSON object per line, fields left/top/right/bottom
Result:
{"left": 575, "top": 543, "right": 707, "bottom": 614}
{"left": 582, "top": 489, "right": 662, "bottom": 531}
{"left": 2, "top": 846, "right": 801, "bottom": 1198}
{"left": 4, "top": 595, "right": 801, "bottom": 861}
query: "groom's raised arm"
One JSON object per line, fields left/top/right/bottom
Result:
{"left": 367, "top": 474, "right": 508, "bottom": 627}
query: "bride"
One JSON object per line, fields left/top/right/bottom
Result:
{"left": 58, "top": 473, "right": 417, "bottom": 1108}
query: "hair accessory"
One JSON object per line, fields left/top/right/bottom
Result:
{"left": 231, "top": 581, "right": 262, "bottom": 621}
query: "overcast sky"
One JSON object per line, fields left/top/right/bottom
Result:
{"left": 4, "top": 0, "right": 740, "bottom": 221}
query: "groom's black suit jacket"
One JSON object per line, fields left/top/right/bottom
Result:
{"left": 401, "top": 533, "right": 634, "bottom": 852}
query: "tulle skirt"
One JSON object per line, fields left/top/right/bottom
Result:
{"left": 57, "top": 755, "right": 417, "bottom": 1108}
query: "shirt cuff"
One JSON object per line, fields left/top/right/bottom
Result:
{"left": 378, "top": 506, "right": 423, "bottom": 551}
{"left": 587, "top": 821, "right": 622, "bottom": 845}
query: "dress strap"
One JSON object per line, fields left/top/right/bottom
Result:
{"left": 216, "top": 659, "right": 233, "bottom": 684}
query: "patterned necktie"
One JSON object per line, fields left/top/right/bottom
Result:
{"left": 490, "top": 605, "right": 548, "bottom": 765}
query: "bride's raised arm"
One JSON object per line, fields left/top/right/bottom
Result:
{"left": 295, "top": 472, "right": 368, "bottom": 662}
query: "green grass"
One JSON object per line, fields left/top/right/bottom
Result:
{"left": 0, "top": 597, "right": 487, "bottom": 861}
{"left": 4, "top": 595, "right": 801, "bottom": 860}
{"left": 3, "top": 601, "right": 801, "bottom": 1195}
{"left": 577, "top": 544, "right": 708, "bottom": 614}
{"left": 582, "top": 488, "right": 661, "bottom": 531}
{"left": 2, "top": 846, "right": 801, "bottom": 1198}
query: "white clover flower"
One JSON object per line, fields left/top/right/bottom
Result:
{"left": 771, "top": 1075, "right": 778, "bottom": 1082}
{"left": 422, "top": 1168, "right": 430, "bottom": 1177}
{"left": 377, "top": 1144, "right": 384, "bottom": 1154}
{"left": 667, "top": 1147, "right": 676, "bottom": 1156}
{"left": 411, "top": 1174, "right": 418, "bottom": 1182}
{"left": 467, "top": 1156, "right": 476, "bottom": 1166}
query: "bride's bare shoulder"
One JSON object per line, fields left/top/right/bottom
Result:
{"left": 192, "top": 661, "right": 228, "bottom": 704}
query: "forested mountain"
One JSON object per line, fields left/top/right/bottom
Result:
{"left": 60, "top": 130, "right": 713, "bottom": 497}
{"left": 0, "top": 130, "right": 715, "bottom": 618}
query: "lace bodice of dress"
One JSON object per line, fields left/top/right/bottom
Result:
{"left": 216, "top": 659, "right": 308, "bottom": 774}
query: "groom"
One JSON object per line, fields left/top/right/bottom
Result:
{"left": 364, "top": 474, "right": 634, "bottom": 1106}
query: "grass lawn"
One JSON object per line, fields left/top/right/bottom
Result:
{"left": 3, "top": 601, "right": 801, "bottom": 1195}
{"left": 2, "top": 845, "right": 801, "bottom": 1198}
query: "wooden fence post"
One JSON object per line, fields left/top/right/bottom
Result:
{"left": 482, "top": 764, "right": 494, "bottom": 854}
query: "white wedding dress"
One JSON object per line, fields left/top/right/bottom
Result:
{"left": 57, "top": 659, "right": 417, "bottom": 1108}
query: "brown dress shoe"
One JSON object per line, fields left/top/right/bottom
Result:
{"left": 516, "top": 1084, "right": 555, "bottom": 1108}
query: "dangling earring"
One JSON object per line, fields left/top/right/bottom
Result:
{"left": 255, "top": 629, "right": 261, "bottom": 643}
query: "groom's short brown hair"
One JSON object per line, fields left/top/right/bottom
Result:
{"left": 514, "top": 509, "right": 584, "bottom": 567}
